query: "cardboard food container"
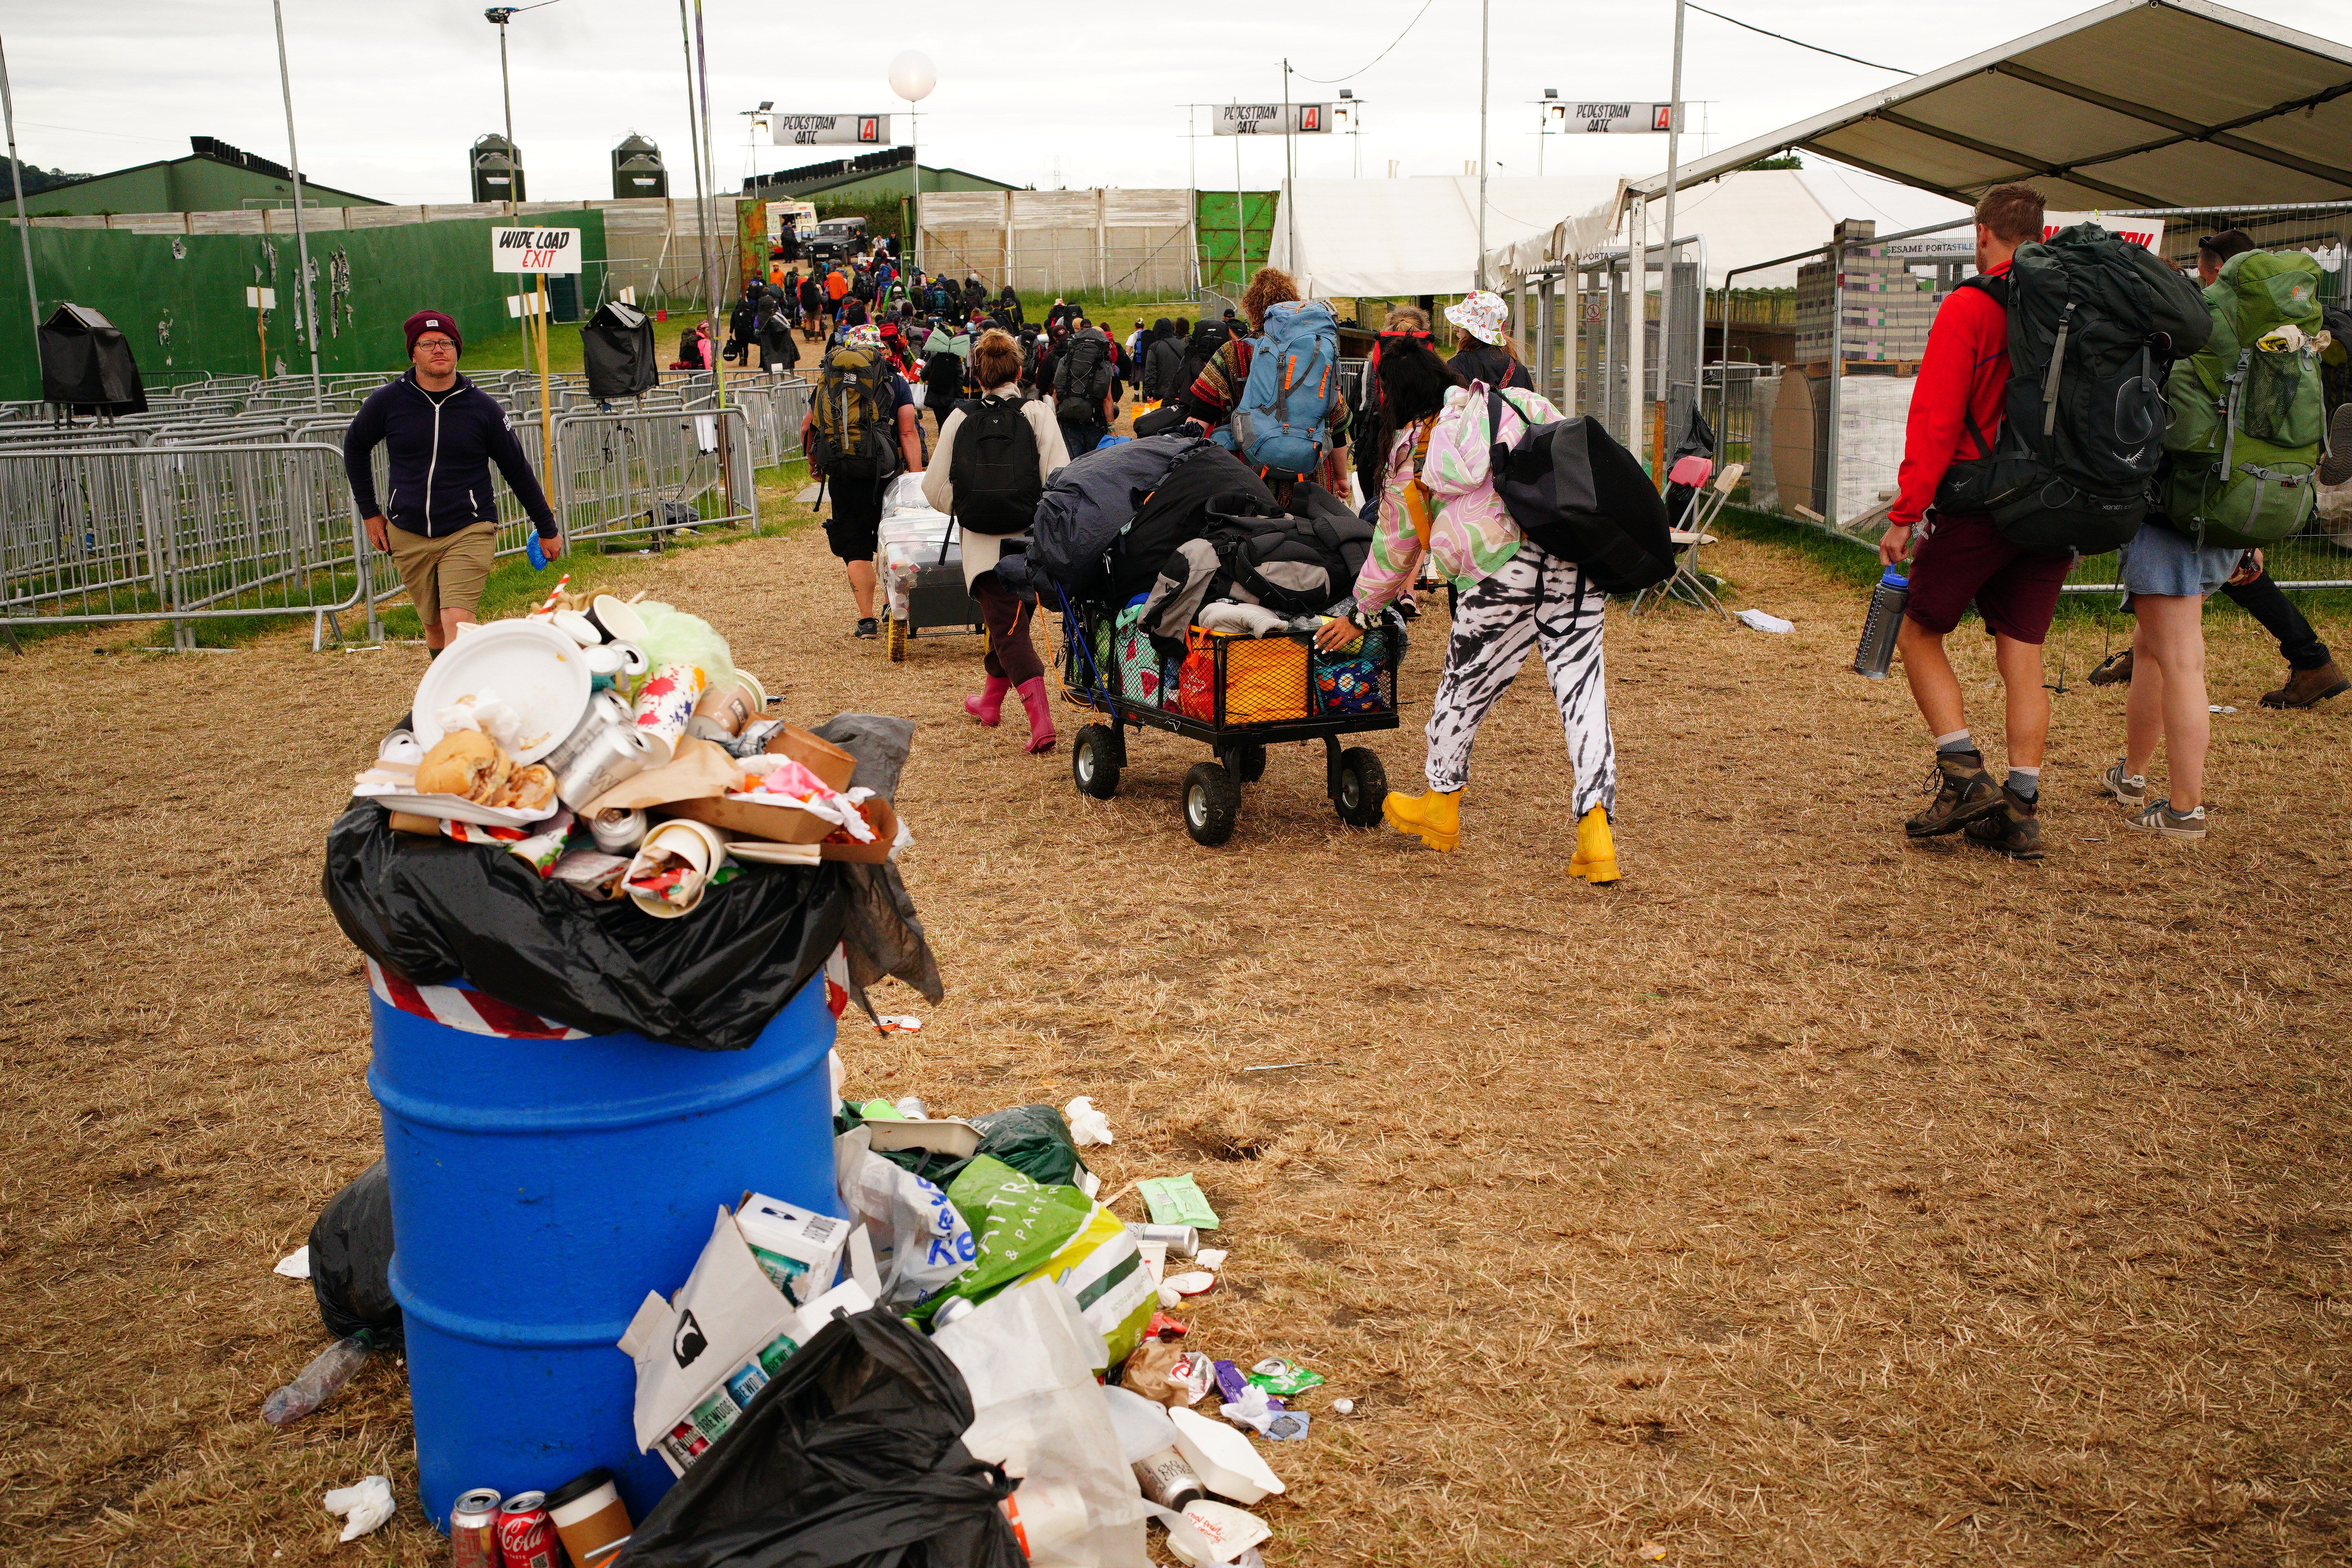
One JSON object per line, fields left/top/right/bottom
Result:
{"left": 861, "top": 1117, "right": 983, "bottom": 1161}
{"left": 581, "top": 737, "right": 898, "bottom": 862}
{"left": 666, "top": 793, "right": 898, "bottom": 863}
{"left": 763, "top": 723, "right": 857, "bottom": 792}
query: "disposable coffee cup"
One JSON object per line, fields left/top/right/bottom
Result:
{"left": 625, "top": 818, "right": 730, "bottom": 919}
{"left": 588, "top": 593, "right": 648, "bottom": 645}
{"left": 545, "top": 1468, "right": 632, "bottom": 1568}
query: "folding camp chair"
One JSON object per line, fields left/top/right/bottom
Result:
{"left": 1634, "top": 460, "right": 1744, "bottom": 619}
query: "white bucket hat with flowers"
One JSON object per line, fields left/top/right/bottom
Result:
{"left": 1444, "top": 290, "right": 1510, "bottom": 346}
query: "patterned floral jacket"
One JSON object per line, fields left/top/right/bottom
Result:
{"left": 1350, "top": 382, "right": 1563, "bottom": 616}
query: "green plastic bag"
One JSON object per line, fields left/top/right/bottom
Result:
{"left": 864, "top": 1103, "right": 1089, "bottom": 1191}
{"left": 917, "top": 1156, "right": 1094, "bottom": 1323}
{"left": 919, "top": 1156, "right": 1154, "bottom": 1365}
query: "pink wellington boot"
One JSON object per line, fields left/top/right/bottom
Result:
{"left": 1016, "top": 677, "right": 1057, "bottom": 753}
{"left": 964, "top": 674, "right": 1010, "bottom": 726}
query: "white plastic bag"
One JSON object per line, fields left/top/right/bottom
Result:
{"left": 933, "top": 1280, "right": 1153, "bottom": 1568}
{"left": 323, "top": 1475, "right": 395, "bottom": 1542}
{"left": 833, "top": 1127, "right": 978, "bottom": 1309}
{"left": 1064, "top": 1096, "right": 1114, "bottom": 1147}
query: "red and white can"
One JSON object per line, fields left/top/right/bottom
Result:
{"left": 450, "top": 1488, "right": 504, "bottom": 1568}
{"left": 496, "top": 1490, "right": 563, "bottom": 1568}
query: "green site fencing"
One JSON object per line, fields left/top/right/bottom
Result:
{"left": 0, "top": 211, "right": 610, "bottom": 401}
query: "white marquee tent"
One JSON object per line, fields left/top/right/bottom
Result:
{"left": 1266, "top": 176, "right": 1618, "bottom": 299}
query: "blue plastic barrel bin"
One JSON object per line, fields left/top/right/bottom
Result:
{"left": 368, "top": 972, "right": 839, "bottom": 1528}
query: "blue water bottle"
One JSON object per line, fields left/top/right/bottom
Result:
{"left": 1852, "top": 568, "right": 1908, "bottom": 679}
{"left": 526, "top": 532, "right": 548, "bottom": 571}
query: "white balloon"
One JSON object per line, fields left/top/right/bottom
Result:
{"left": 888, "top": 49, "right": 937, "bottom": 102}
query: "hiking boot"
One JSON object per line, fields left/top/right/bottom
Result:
{"left": 855, "top": 617, "right": 879, "bottom": 639}
{"left": 2100, "top": 757, "right": 2149, "bottom": 808}
{"left": 2088, "top": 648, "right": 2134, "bottom": 686}
{"left": 1964, "top": 784, "right": 2046, "bottom": 860}
{"left": 2259, "top": 660, "right": 2350, "bottom": 709}
{"left": 1383, "top": 789, "right": 1460, "bottom": 852}
{"left": 1905, "top": 751, "right": 2002, "bottom": 838}
{"left": 2319, "top": 403, "right": 2352, "bottom": 486}
{"left": 1569, "top": 804, "right": 1620, "bottom": 884}
{"left": 2125, "top": 798, "right": 2207, "bottom": 839}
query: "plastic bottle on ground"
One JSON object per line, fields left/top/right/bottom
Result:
{"left": 263, "top": 1335, "right": 371, "bottom": 1426}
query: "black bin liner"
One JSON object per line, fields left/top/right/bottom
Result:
{"left": 309, "top": 1159, "right": 401, "bottom": 1347}
{"left": 321, "top": 802, "right": 847, "bottom": 1053}
{"left": 40, "top": 304, "right": 148, "bottom": 415}
{"left": 624, "top": 1308, "right": 1024, "bottom": 1568}
{"left": 581, "top": 300, "right": 659, "bottom": 400}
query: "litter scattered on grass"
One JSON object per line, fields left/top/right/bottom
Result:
{"left": 1736, "top": 608, "right": 1795, "bottom": 633}
{"left": 272, "top": 1247, "right": 310, "bottom": 1280}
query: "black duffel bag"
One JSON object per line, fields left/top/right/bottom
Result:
{"left": 1485, "top": 388, "right": 1673, "bottom": 593}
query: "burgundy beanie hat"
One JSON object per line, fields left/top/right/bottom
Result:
{"left": 404, "top": 310, "right": 462, "bottom": 356}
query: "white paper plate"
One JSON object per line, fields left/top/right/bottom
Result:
{"left": 410, "top": 619, "right": 592, "bottom": 765}
{"left": 724, "top": 838, "right": 822, "bottom": 866}
{"left": 359, "top": 789, "right": 563, "bottom": 828}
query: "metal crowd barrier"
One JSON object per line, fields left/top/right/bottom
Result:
{"left": 3, "top": 370, "right": 812, "bottom": 646}
{"left": 0, "top": 442, "right": 369, "bottom": 650}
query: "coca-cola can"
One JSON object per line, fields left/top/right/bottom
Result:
{"left": 450, "top": 1488, "right": 504, "bottom": 1568}
{"left": 496, "top": 1491, "right": 563, "bottom": 1568}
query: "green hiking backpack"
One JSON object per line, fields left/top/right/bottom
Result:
{"left": 809, "top": 345, "right": 901, "bottom": 481}
{"left": 2160, "top": 249, "right": 2327, "bottom": 549}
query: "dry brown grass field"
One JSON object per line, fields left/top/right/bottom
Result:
{"left": 1, "top": 507, "right": 2346, "bottom": 1566}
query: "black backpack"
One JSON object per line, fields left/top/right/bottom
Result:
{"left": 1204, "top": 485, "right": 1373, "bottom": 615}
{"left": 1107, "top": 445, "right": 1276, "bottom": 604}
{"left": 947, "top": 397, "right": 1043, "bottom": 536}
{"left": 1935, "top": 224, "right": 2209, "bottom": 553}
{"left": 1054, "top": 332, "right": 1114, "bottom": 421}
{"left": 1483, "top": 388, "right": 1674, "bottom": 593}
{"left": 1176, "top": 319, "right": 1232, "bottom": 399}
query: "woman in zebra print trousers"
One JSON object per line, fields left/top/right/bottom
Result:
{"left": 1316, "top": 328, "right": 1620, "bottom": 881}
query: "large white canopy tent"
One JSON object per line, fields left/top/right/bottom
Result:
{"left": 1621, "top": 0, "right": 2352, "bottom": 214}
{"left": 1486, "top": 0, "right": 2352, "bottom": 512}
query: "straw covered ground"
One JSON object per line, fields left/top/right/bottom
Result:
{"left": 2, "top": 514, "right": 2348, "bottom": 1566}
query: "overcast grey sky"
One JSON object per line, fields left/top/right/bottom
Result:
{"left": 6, "top": 0, "right": 2347, "bottom": 205}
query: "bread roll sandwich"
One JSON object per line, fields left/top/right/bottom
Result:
{"left": 415, "top": 731, "right": 512, "bottom": 803}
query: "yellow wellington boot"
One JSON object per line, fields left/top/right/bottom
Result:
{"left": 1569, "top": 805, "right": 1621, "bottom": 884}
{"left": 1381, "top": 789, "right": 1461, "bottom": 852}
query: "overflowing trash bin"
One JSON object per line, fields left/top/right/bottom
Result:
{"left": 297, "top": 584, "right": 1326, "bottom": 1562}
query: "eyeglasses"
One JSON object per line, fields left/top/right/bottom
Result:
{"left": 414, "top": 339, "right": 458, "bottom": 353}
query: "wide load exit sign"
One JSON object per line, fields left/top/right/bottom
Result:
{"left": 492, "top": 227, "right": 582, "bottom": 274}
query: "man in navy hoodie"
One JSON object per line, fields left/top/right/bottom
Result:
{"left": 344, "top": 309, "right": 562, "bottom": 655}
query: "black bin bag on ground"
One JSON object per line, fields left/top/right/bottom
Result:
{"left": 309, "top": 1159, "right": 401, "bottom": 1348}
{"left": 321, "top": 804, "right": 848, "bottom": 1054}
{"left": 624, "top": 1308, "right": 1025, "bottom": 1568}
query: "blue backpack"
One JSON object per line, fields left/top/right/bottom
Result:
{"left": 1216, "top": 299, "right": 1339, "bottom": 479}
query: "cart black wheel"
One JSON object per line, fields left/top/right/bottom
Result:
{"left": 1072, "top": 724, "right": 1121, "bottom": 799}
{"left": 1334, "top": 747, "right": 1388, "bottom": 827}
{"left": 1234, "top": 742, "right": 1268, "bottom": 784}
{"left": 1182, "top": 762, "right": 1240, "bottom": 846}
{"left": 887, "top": 617, "right": 908, "bottom": 662}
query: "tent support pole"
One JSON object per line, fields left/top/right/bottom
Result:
{"left": 0, "top": 34, "right": 41, "bottom": 359}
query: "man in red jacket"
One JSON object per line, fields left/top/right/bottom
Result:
{"left": 1878, "top": 183, "right": 2063, "bottom": 859}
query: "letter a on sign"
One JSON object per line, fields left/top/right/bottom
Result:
{"left": 858, "top": 117, "right": 879, "bottom": 142}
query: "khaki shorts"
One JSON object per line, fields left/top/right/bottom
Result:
{"left": 387, "top": 520, "right": 497, "bottom": 628}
